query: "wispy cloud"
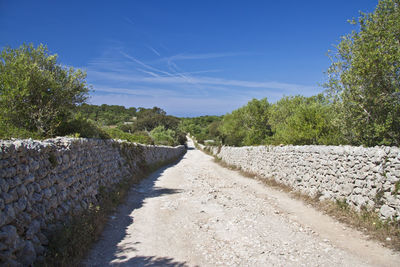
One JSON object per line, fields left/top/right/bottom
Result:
{"left": 119, "top": 51, "right": 173, "bottom": 77}
{"left": 85, "top": 44, "right": 320, "bottom": 116}
{"left": 93, "top": 86, "right": 177, "bottom": 97}
{"left": 147, "top": 45, "right": 161, "bottom": 57}
{"left": 89, "top": 69, "right": 316, "bottom": 93}
{"left": 136, "top": 68, "right": 161, "bottom": 77}
{"left": 123, "top": 17, "right": 135, "bottom": 26}
{"left": 160, "top": 52, "right": 247, "bottom": 62}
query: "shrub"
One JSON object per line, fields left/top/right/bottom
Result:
{"left": 325, "top": 0, "right": 400, "bottom": 146}
{"left": 150, "top": 126, "right": 176, "bottom": 146}
{"left": 104, "top": 128, "right": 153, "bottom": 144}
{"left": 56, "top": 114, "right": 110, "bottom": 139}
{"left": 0, "top": 118, "right": 42, "bottom": 140}
{"left": 0, "top": 43, "right": 89, "bottom": 137}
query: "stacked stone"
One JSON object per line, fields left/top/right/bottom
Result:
{"left": 0, "top": 137, "right": 185, "bottom": 266}
{"left": 208, "top": 145, "right": 400, "bottom": 221}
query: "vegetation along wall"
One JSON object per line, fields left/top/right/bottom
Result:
{"left": 205, "top": 144, "right": 400, "bottom": 220}
{"left": 0, "top": 137, "right": 185, "bottom": 265}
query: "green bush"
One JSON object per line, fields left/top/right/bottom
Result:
{"left": 0, "top": 118, "right": 42, "bottom": 140}
{"left": 269, "top": 95, "right": 344, "bottom": 145}
{"left": 0, "top": 43, "right": 89, "bottom": 137}
{"left": 78, "top": 103, "right": 137, "bottom": 126}
{"left": 325, "top": 0, "right": 400, "bottom": 146}
{"left": 150, "top": 126, "right": 176, "bottom": 146}
{"left": 179, "top": 116, "right": 222, "bottom": 143}
{"left": 175, "top": 130, "right": 187, "bottom": 145}
{"left": 220, "top": 98, "right": 272, "bottom": 146}
{"left": 104, "top": 128, "right": 153, "bottom": 144}
{"left": 56, "top": 114, "right": 110, "bottom": 139}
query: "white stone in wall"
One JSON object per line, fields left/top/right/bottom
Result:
{"left": 0, "top": 137, "right": 185, "bottom": 265}
{"left": 206, "top": 144, "right": 400, "bottom": 221}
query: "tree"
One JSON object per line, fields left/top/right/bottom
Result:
{"left": 0, "top": 43, "right": 89, "bottom": 136}
{"left": 220, "top": 98, "right": 272, "bottom": 146}
{"left": 269, "top": 95, "right": 343, "bottom": 145}
{"left": 219, "top": 109, "right": 247, "bottom": 146}
{"left": 150, "top": 126, "right": 176, "bottom": 146}
{"left": 179, "top": 116, "right": 223, "bottom": 143}
{"left": 325, "top": 0, "right": 400, "bottom": 146}
{"left": 77, "top": 104, "right": 137, "bottom": 126}
{"left": 241, "top": 98, "right": 272, "bottom": 145}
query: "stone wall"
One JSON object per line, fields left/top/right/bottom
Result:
{"left": 0, "top": 137, "right": 185, "bottom": 265}
{"left": 205, "top": 144, "right": 400, "bottom": 220}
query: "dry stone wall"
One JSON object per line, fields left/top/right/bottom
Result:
{"left": 0, "top": 137, "right": 185, "bottom": 266}
{"left": 205, "top": 145, "right": 400, "bottom": 220}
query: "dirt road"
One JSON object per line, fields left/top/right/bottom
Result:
{"left": 83, "top": 139, "right": 400, "bottom": 266}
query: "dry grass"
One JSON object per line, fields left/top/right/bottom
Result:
{"left": 202, "top": 146, "right": 400, "bottom": 251}
{"left": 38, "top": 155, "right": 184, "bottom": 267}
{"left": 314, "top": 199, "right": 400, "bottom": 251}
{"left": 40, "top": 176, "right": 139, "bottom": 267}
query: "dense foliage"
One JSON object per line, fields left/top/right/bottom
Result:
{"left": 75, "top": 104, "right": 186, "bottom": 146}
{"left": 325, "top": 0, "right": 400, "bottom": 146}
{"left": 179, "top": 116, "right": 223, "bottom": 144}
{"left": 189, "top": 96, "right": 343, "bottom": 146}
{"left": 219, "top": 98, "right": 271, "bottom": 146}
{"left": 268, "top": 95, "right": 343, "bottom": 145}
{"left": 77, "top": 104, "right": 137, "bottom": 126}
{"left": 150, "top": 126, "right": 177, "bottom": 146}
{"left": 0, "top": 43, "right": 89, "bottom": 137}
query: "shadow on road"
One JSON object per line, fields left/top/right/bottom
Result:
{"left": 111, "top": 255, "right": 190, "bottom": 267}
{"left": 83, "top": 156, "right": 190, "bottom": 266}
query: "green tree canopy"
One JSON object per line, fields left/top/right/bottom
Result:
{"left": 325, "top": 0, "right": 400, "bottom": 146}
{"left": 77, "top": 103, "right": 137, "bottom": 125}
{"left": 179, "top": 115, "right": 223, "bottom": 143}
{"left": 150, "top": 125, "right": 177, "bottom": 146}
{"left": 269, "top": 95, "right": 343, "bottom": 145}
{"left": 220, "top": 98, "right": 272, "bottom": 146}
{"left": 0, "top": 43, "right": 89, "bottom": 136}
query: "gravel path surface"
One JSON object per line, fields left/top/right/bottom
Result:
{"left": 83, "top": 139, "right": 400, "bottom": 266}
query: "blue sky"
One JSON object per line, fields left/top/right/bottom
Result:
{"left": 1, "top": 0, "right": 377, "bottom": 117}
